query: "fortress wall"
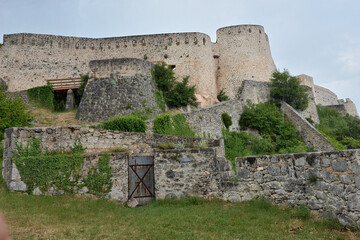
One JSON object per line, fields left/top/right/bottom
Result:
{"left": 314, "top": 85, "right": 339, "bottom": 106}
{"left": 216, "top": 25, "right": 276, "bottom": 98}
{"left": 0, "top": 32, "right": 218, "bottom": 101}
{"left": 338, "top": 98, "right": 359, "bottom": 117}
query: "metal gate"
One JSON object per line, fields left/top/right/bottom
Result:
{"left": 128, "top": 156, "right": 154, "bottom": 205}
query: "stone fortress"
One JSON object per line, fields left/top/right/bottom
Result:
{"left": 1, "top": 24, "right": 356, "bottom": 115}
{"left": 2, "top": 25, "right": 360, "bottom": 228}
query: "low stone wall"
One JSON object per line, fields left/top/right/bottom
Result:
{"left": 2, "top": 126, "right": 223, "bottom": 188}
{"left": 154, "top": 148, "right": 221, "bottom": 199}
{"left": 281, "top": 102, "right": 334, "bottom": 151}
{"left": 236, "top": 150, "right": 360, "bottom": 228}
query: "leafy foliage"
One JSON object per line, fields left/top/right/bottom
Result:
{"left": 0, "top": 43, "right": 3, "bottom": 48}
{"left": 221, "top": 112, "right": 232, "bottom": 129}
{"left": 151, "top": 62, "right": 196, "bottom": 108}
{"left": 153, "top": 113, "right": 195, "bottom": 137}
{"left": 102, "top": 116, "right": 146, "bottom": 133}
{"left": 217, "top": 89, "right": 230, "bottom": 102}
{"left": 270, "top": 70, "right": 309, "bottom": 111}
{"left": 26, "top": 83, "right": 54, "bottom": 109}
{"left": 83, "top": 153, "right": 113, "bottom": 196}
{"left": 13, "top": 137, "right": 85, "bottom": 193}
{"left": 126, "top": 108, "right": 153, "bottom": 121}
{"left": 0, "top": 87, "right": 33, "bottom": 140}
{"left": 223, "top": 101, "right": 308, "bottom": 165}
{"left": 154, "top": 90, "right": 166, "bottom": 112}
{"left": 316, "top": 105, "right": 360, "bottom": 149}
{"left": 165, "top": 76, "right": 196, "bottom": 108}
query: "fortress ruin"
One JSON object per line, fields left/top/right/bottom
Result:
{"left": 0, "top": 24, "right": 357, "bottom": 113}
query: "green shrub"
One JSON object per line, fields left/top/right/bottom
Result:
{"left": 217, "top": 89, "right": 230, "bottom": 102}
{"left": 270, "top": 70, "right": 309, "bottom": 111}
{"left": 154, "top": 90, "right": 166, "bottom": 112}
{"left": 221, "top": 112, "right": 232, "bottom": 129}
{"left": 153, "top": 114, "right": 172, "bottom": 135}
{"left": 0, "top": 87, "right": 33, "bottom": 140}
{"left": 316, "top": 105, "right": 360, "bottom": 149}
{"left": 223, "top": 101, "right": 308, "bottom": 165}
{"left": 26, "top": 83, "right": 54, "bottom": 109}
{"left": 153, "top": 113, "right": 195, "bottom": 137}
{"left": 165, "top": 76, "right": 196, "bottom": 108}
{"left": 126, "top": 108, "right": 153, "bottom": 121}
{"left": 151, "top": 62, "right": 196, "bottom": 108}
{"left": 306, "top": 117, "right": 314, "bottom": 125}
{"left": 102, "top": 116, "right": 146, "bottom": 133}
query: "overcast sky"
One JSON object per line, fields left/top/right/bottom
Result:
{"left": 0, "top": 0, "right": 359, "bottom": 109}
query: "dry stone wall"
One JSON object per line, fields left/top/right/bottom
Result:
{"left": 236, "top": 150, "right": 360, "bottom": 228}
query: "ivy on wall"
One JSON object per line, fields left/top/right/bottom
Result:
{"left": 26, "top": 83, "right": 54, "bottom": 109}
{"left": 13, "top": 137, "right": 113, "bottom": 196}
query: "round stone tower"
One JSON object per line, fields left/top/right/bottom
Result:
{"left": 216, "top": 25, "right": 276, "bottom": 98}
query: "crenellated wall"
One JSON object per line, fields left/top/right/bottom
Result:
{"left": 0, "top": 25, "right": 277, "bottom": 105}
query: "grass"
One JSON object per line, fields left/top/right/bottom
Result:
{"left": 31, "top": 107, "right": 92, "bottom": 127}
{"left": 1, "top": 142, "right": 359, "bottom": 239}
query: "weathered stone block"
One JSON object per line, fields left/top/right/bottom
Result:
{"left": 332, "top": 160, "right": 347, "bottom": 172}
{"left": 347, "top": 194, "right": 360, "bottom": 211}
{"left": 238, "top": 169, "right": 250, "bottom": 179}
{"left": 268, "top": 165, "right": 280, "bottom": 176}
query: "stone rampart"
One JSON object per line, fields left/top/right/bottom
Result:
{"left": 338, "top": 98, "right": 359, "bottom": 117}
{"left": 236, "top": 150, "right": 360, "bottom": 228}
{"left": 280, "top": 102, "right": 334, "bottom": 151}
{"left": 314, "top": 85, "right": 339, "bottom": 106}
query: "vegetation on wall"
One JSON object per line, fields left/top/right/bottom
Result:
{"left": 151, "top": 62, "right": 196, "bottom": 108}
{"left": 153, "top": 113, "right": 196, "bottom": 137}
{"left": 0, "top": 43, "right": 3, "bottom": 48}
{"left": 224, "top": 101, "right": 309, "bottom": 165}
{"left": 26, "top": 83, "right": 54, "bottom": 109}
{"left": 0, "top": 86, "right": 33, "bottom": 141}
{"left": 13, "top": 138, "right": 85, "bottom": 193}
{"left": 83, "top": 153, "right": 113, "bottom": 197}
{"left": 221, "top": 112, "right": 232, "bottom": 129}
{"left": 316, "top": 105, "right": 360, "bottom": 150}
{"left": 217, "top": 89, "right": 230, "bottom": 102}
{"left": 13, "top": 137, "right": 113, "bottom": 196}
{"left": 270, "top": 70, "right": 309, "bottom": 111}
{"left": 102, "top": 116, "right": 146, "bottom": 133}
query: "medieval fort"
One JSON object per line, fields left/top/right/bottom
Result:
{"left": 0, "top": 24, "right": 357, "bottom": 115}
{"left": 2, "top": 25, "right": 360, "bottom": 229}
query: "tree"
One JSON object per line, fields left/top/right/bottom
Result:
{"left": 0, "top": 87, "right": 33, "bottom": 140}
{"left": 270, "top": 70, "right": 309, "bottom": 111}
{"left": 151, "top": 62, "right": 196, "bottom": 108}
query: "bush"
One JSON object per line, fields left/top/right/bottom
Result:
{"left": 316, "top": 105, "right": 360, "bottom": 149}
{"left": 102, "top": 116, "right": 146, "bottom": 133}
{"left": 153, "top": 113, "right": 195, "bottom": 137}
{"left": 165, "top": 76, "right": 196, "bottom": 108}
{"left": 217, "top": 89, "right": 230, "bottom": 102}
{"left": 221, "top": 112, "right": 232, "bottom": 129}
{"left": 151, "top": 62, "right": 196, "bottom": 108}
{"left": 0, "top": 87, "right": 33, "bottom": 140}
{"left": 26, "top": 83, "right": 54, "bottom": 109}
{"left": 270, "top": 70, "right": 309, "bottom": 111}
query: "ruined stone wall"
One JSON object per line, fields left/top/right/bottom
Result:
{"left": 0, "top": 32, "right": 217, "bottom": 102}
{"left": 338, "top": 98, "right": 359, "bottom": 117}
{"left": 235, "top": 150, "right": 360, "bottom": 228}
{"left": 216, "top": 25, "right": 276, "bottom": 99}
{"left": 280, "top": 102, "right": 334, "bottom": 151}
{"left": 314, "top": 85, "right": 339, "bottom": 106}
